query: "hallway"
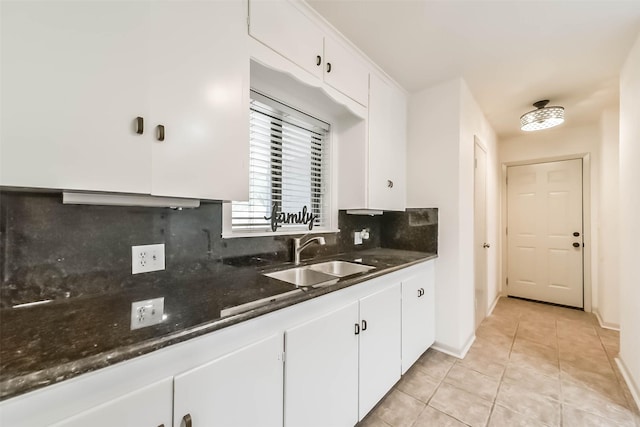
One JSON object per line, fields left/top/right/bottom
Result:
{"left": 359, "top": 297, "right": 640, "bottom": 427}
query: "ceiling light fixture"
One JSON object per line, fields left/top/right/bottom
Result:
{"left": 520, "top": 100, "right": 565, "bottom": 132}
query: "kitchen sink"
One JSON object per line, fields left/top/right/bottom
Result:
{"left": 307, "top": 261, "right": 375, "bottom": 277}
{"left": 263, "top": 261, "right": 374, "bottom": 287}
{"left": 263, "top": 267, "right": 338, "bottom": 288}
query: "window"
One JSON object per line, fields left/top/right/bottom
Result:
{"left": 230, "top": 91, "right": 330, "bottom": 234}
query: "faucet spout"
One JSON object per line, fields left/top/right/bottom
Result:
{"left": 293, "top": 235, "right": 326, "bottom": 265}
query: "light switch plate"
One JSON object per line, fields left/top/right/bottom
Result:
{"left": 132, "top": 244, "right": 165, "bottom": 274}
{"left": 131, "top": 297, "right": 165, "bottom": 330}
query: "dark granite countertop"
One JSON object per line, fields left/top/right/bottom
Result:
{"left": 0, "top": 248, "right": 436, "bottom": 401}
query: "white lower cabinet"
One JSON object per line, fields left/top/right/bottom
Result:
{"left": 50, "top": 378, "right": 173, "bottom": 427}
{"left": 51, "top": 335, "right": 283, "bottom": 427}
{"left": 284, "top": 283, "right": 402, "bottom": 426}
{"left": 174, "top": 334, "right": 284, "bottom": 427}
{"left": 401, "top": 260, "right": 436, "bottom": 374}
{"left": 284, "top": 302, "right": 360, "bottom": 427}
{"left": 358, "top": 284, "right": 402, "bottom": 420}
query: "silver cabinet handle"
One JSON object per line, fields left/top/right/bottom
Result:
{"left": 181, "top": 414, "right": 192, "bottom": 427}
{"left": 156, "top": 124, "right": 165, "bottom": 142}
{"left": 135, "top": 117, "right": 144, "bottom": 135}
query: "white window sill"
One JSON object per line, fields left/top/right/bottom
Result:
{"left": 221, "top": 228, "right": 340, "bottom": 239}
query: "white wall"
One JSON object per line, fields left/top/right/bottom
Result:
{"left": 597, "top": 107, "right": 620, "bottom": 328}
{"left": 407, "top": 78, "right": 498, "bottom": 356}
{"left": 460, "top": 81, "right": 500, "bottom": 317}
{"left": 618, "top": 30, "right": 640, "bottom": 407}
{"left": 499, "top": 124, "right": 602, "bottom": 314}
{"left": 407, "top": 79, "right": 463, "bottom": 354}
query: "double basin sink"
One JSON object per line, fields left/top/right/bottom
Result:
{"left": 221, "top": 261, "right": 376, "bottom": 317}
{"left": 264, "top": 261, "right": 375, "bottom": 288}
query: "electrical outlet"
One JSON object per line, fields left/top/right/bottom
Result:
{"left": 354, "top": 231, "right": 363, "bottom": 245}
{"left": 132, "top": 244, "right": 165, "bottom": 274}
{"left": 131, "top": 297, "right": 165, "bottom": 330}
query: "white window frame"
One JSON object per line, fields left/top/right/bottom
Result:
{"left": 222, "top": 90, "right": 338, "bottom": 238}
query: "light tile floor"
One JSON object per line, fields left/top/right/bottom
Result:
{"left": 359, "top": 297, "right": 640, "bottom": 427}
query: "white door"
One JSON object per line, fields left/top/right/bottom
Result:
{"left": 284, "top": 302, "right": 359, "bottom": 427}
{"left": 173, "top": 334, "right": 284, "bottom": 427}
{"left": 474, "top": 142, "right": 488, "bottom": 327}
{"left": 507, "top": 159, "right": 584, "bottom": 307}
{"left": 358, "top": 283, "right": 401, "bottom": 420}
{"left": 149, "top": 0, "right": 249, "bottom": 201}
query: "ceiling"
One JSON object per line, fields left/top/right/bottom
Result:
{"left": 307, "top": 0, "right": 640, "bottom": 138}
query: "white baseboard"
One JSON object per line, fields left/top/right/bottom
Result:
{"left": 487, "top": 295, "right": 500, "bottom": 317}
{"left": 615, "top": 357, "right": 640, "bottom": 410}
{"left": 593, "top": 309, "right": 621, "bottom": 331}
{"left": 432, "top": 334, "right": 475, "bottom": 359}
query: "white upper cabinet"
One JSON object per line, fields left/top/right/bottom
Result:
{"left": 249, "top": 0, "right": 324, "bottom": 79}
{"left": 148, "top": 1, "right": 248, "bottom": 200}
{"left": 339, "top": 73, "right": 408, "bottom": 211}
{"left": 249, "top": 0, "right": 369, "bottom": 106}
{"left": 1, "top": 1, "right": 153, "bottom": 194}
{"left": 323, "top": 36, "right": 370, "bottom": 107}
{"left": 368, "top": 73, "right": 407, "bottom": 211}
{"left": 1, "top": 1, "right": 249, "bottom": 201}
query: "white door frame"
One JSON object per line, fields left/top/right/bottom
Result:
{"left": 474, "top": 139, "right": 488, "bottom": 327}
{"left": 500, "top": 153, "right": 592, "bottom": 312}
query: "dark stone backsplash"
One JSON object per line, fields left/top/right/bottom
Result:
{"left": 0, "top": 191, "right": 437, "bottom": 308}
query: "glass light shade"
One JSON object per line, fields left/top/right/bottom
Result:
{"left": 520, "top": 106, "right": 565, "bottom": 131}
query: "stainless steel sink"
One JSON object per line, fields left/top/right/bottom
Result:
{"left": 263, "top": 261, "right": 374, "bottom": 287}
{"left": 307, "top": 261, "right": 374, "bottom": 277}
{"left": 263, "top": 267, "right": 338, "bottom": 288}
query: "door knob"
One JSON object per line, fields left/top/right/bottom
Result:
{"left": 483, "top": 243, "right": 490, "bottom": 248}
{"left": 573, "top": 232, "right": 580, "bottom": 237}
{"left": 572, "top": 242, "right": 580, "bottom": 248}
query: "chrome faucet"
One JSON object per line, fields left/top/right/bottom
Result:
{"left": 293, "top": 235, "right": 326, "bottom": 265}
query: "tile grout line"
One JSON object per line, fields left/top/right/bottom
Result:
{"left": 555, "top": 317, "right": 564, "bottom": 427}
{"left": 482, "top": 312, "right": 520, "bottom": 427}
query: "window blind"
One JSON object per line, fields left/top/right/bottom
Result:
{"left": 231, "top": 91, "right": 330, "bottom": 233}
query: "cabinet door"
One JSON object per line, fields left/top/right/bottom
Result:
{"left": 174, "top": 334, "right": 283, "bottom": 427}
{"left": 249, "top": 0, "right": 324, "bottom": 79}
{"left": 284, "top": 302, "right": 359, "bottom": 427}
{"left": 148, "top": 1, "right": 249, "bottom": 200}
{"left": 401, "top": 262, "right": 436, "bottom": 374}
{"left": 50, "top": 378, "right": 172, "bottom": 427}
{"left": 324, "top": 36, "right": 370, "bottom": 106}
{"left": 1, "top": 1, "right": 152, "bottom": 194}
{"left": 358, "top": 283, "right": 402, "bottom": 420}
{"left": 368, "top": 74, "right": 407, "bottom": 211}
